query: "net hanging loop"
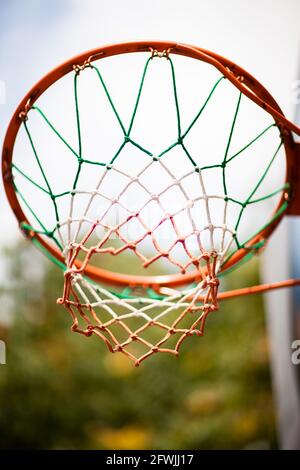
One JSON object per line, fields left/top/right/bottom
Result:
{"left": 18, "top": 98, "right": 31, "bottom": 122}
{"left": 149, "top": 47, "right": 172, "bottom": 59}
{"left": 73, "top": 50, "right": 105, "bottom": 74}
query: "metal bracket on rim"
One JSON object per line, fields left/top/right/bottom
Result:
{"left": 287, "top": 142, "right": 300, "bottom": 215}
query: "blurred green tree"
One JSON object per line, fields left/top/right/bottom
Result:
{"left": 0, "top": 241, "right": 276, "bottom": 449}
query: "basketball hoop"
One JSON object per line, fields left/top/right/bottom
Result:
{"left": 2, "top": 41, "right": 300, "bottom": 365}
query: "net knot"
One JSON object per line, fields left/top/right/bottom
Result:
{"left": 203, "top": 303, "right": 214, "bottom": 311}
{"left": 130, "top": 334, "right": 138, "bottom": 341}
{"left": 64, "top": 268, "right": 75, "bottom": 278}
{"left": 207, "top": 278, "right": 219, "bottom": 287}
{"left": 201, "top": 252, "right": 211, "bottom": 261}
{"left": 192, "top": 258, "right": 200, "bottom": 267}
{"left": 85, "top": 325, "right": 94, "bottom": 337}
{"left": 208, "top": 304, "right": 218, "bottom": 312}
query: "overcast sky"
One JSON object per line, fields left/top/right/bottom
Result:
{"left": 1, "top": 0, "right": 300, "bottom": 247}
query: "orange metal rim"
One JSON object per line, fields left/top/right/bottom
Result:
{"left": 2, "top": 40, "right": 299, "bottom": 289}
